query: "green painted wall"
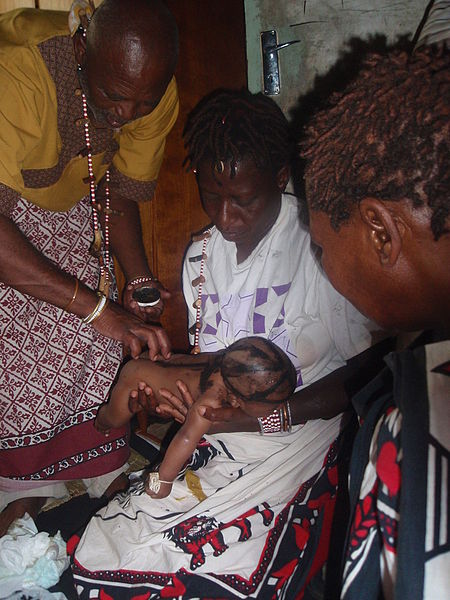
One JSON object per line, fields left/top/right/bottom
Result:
{"left": 245, "top": 0, "right": 428, "bottom": 114}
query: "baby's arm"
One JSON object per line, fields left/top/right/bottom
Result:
{"left": 146, "top": 386, "right": 222, "bottom": 498}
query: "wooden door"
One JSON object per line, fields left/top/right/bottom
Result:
{"left": 0, "top": 0, "right": 33, "bottom": 9}
{"left": 138, "top": 1, "right": 247, "bottom": 351}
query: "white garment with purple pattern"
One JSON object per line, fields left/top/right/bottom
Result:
{"left": 183, "top": 194, "right": 376, "bottom": 391}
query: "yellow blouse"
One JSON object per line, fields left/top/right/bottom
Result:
{"left": 0, "top": 8, "right": 179, "bottom": 212}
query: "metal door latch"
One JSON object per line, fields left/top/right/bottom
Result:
{"left": 261, "top": 30, "right": 300, "bottom": 95}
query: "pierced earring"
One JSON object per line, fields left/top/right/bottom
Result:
{"left": 77, "top": 64, "right": 82, "bottom": 72}
{"left": 214, "top": 160, "right": 225, "bottom": 174}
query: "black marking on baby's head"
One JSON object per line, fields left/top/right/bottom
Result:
{"left": 220, "top": 337, "right": 296, "bottom": 404}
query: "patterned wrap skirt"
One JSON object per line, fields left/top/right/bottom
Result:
{"left": 0, "top": 197, "right": 128, "bottom": 488}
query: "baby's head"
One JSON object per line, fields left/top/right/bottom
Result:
{"left": 201, "top": 337, "right": 297, "bottom": 417}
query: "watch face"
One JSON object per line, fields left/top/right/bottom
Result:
{"left": 132, "top": 286, "right": 161, "bottom": 306}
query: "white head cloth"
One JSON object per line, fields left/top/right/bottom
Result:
{"left": 68, "top": 0, "right": 96, "bottom": 37}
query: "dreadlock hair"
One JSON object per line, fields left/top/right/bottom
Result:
{"left": 301, "top": 46, "right": 449, "bottom": 240}
{"left": 183, "top": 88, "right": 294, "bottom": 177}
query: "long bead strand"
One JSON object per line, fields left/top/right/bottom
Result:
{"left": 191, "top": 232, "right": 210, "bottom": 354}
{"left": 81, "top": 92, "right": 110, "bottom": 295}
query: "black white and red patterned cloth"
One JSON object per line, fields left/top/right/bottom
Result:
{"left": 341, "top": 339, "right": 449, "bottom": 599}
{"left": 72, "top": 416, "right": 345, "bottom": 598}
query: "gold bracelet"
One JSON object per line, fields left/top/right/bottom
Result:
{"left": 63, "top": 278, "right": 79, "bottom": 312}
{"left": 82, "top": 293, "right": 109, "bottom": 325}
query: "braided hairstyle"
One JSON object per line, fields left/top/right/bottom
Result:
{"left": 183, "top": 88, "right": 294, "bottom": 176}
{"left": 301, "top": 46, "right": 449, "bottom": 240}
{"left": 200, "top": 337, "right": 297, "bottom": 405}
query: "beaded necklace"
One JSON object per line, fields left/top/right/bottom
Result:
{"left": 188, "top": 228, "right": 292, "bottom": 433}
{"left": 81, "top": 92, "right": 111, "bottom": 296}
{"left": 190, "top": 230, "right": 211, "bottom": 354}
{"left": 75, "top": 21, "right": 110, "bottom": 295}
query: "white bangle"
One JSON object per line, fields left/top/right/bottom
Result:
{"left": 82, "top": 293, "right": 109, "bottom": 324}
{"left": 146, "top": 472, "right": 173, "bottom": 494}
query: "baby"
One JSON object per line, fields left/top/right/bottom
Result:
{"left": 95, "top": 336, "right": 297, "bottom": 498}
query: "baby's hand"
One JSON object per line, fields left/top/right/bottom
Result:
{"left": 144, "top": 471, "right": 173, "bottom": 499}
{"left": 94, "top": 404, "right": 111, "bottom": 437}
{"left": 157, "top": 379, "right": 194, "bottom": 423}
{"left": 128, "top": 381, "right": 157, "bottom": 415}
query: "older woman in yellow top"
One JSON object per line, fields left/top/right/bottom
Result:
{"left": 0, "top": 0, "right": 178, "bottom": 535}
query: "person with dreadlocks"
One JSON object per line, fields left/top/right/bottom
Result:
{"left": 73, "top": 88, "right": 381, "bottom": 599}
{"left": 301, "top": 45, "right": 449, "bottom": 599}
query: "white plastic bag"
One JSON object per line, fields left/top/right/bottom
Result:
{"left": 0, "top": 513, "right": 69, "bottom": 599}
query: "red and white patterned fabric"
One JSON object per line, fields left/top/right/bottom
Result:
{"left": 341, "top": 339, "right": 449, "bottom": 600}
{"left": 0, "top": 197, "right": 128, "bottom": 488}
{"left": 73, "top": 416, "right": 343, "bottom": 599}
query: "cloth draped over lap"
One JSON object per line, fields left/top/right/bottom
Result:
{"left": 73, "top": 201, "right": 377, "bottom": 598}
{"left": 67, "top": 194, "right": 380, "bottom": 596}
{"left": 73, "top": 415, "right": 343, "bottom": 597}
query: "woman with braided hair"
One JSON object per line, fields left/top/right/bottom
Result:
{"left": 73, "top": 88, "right": 381, "bottom": 598}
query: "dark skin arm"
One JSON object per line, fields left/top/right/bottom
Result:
{"left": 95, "top": 182, "right": 170, "bottom": 322}
{"left": 0, "top": 212, "right": 171, "bottom": 360}
{"left": 151, "top": 336, "right": 395, "bottom": 432}
{"left": 146, "top": 394, "right": 217, "bottom": 499}
{"left": 158, "top": 365, "right": 349, "bottom": 430}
